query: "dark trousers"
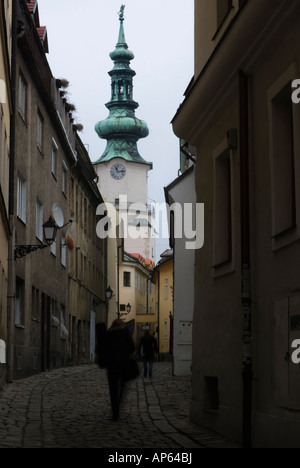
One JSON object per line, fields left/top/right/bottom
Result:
{"left": 107, "top": 368, "right": 125, "bottom": 419}
{"left": 143, "top": 358, "right": 153, "bottom": 377}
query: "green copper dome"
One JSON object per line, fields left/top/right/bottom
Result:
{"left": 94, "top": 6, "right": 151, "bottom": 167}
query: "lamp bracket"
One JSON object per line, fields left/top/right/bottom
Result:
{"left": 14, "top": 243, "right": 50, "bottom": 259}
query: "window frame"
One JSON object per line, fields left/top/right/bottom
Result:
{"left": 268, "top": 64, "right": 300, "bottom": 251}
{"left": 17, "top": 175, "right": 27, "bottom": 223}
{"left": 61, "top": 233, "right": 67, "bottom": 267}
{"left": 212, "top": 135, "right": 236, "bottom": 276}
{"left": 123, "top": 271, "right": 131, "bottom": 287}
{"left": 37, "top": 109, "right": 44, "bottom": 154}
{"left": 36, "top": 199, "right": 44, "bottom": 241}
{"left": 18, "top": 71, "right": 27, "bottom": 122}
{"left": 51, "top": 138, "right": 58, "bottom": 177}
{"left": 62, "top": 161, "right": 68, "bottom": 195}
{"left": 15, "top": 277, "right": 25, "bottom": 327}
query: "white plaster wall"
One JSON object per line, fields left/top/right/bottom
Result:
{"left": 167, "top": 168, "right": 196, "bottom": 376}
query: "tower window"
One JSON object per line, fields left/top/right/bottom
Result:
{"left": 118, "top": 81, "right": 124, "bottom": 95}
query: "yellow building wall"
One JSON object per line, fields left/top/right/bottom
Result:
{"left": 155, "top": 258, "right": 173, "bottom": 357}
{"left": 120, "top": 261, "right": 157, "bottom": 350}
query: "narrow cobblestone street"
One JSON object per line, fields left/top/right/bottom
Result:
{"left": 0, "top": 363, "right": 240, "bottom": 449}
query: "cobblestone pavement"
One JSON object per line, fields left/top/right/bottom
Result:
{"left": 0, "top": 362, "right": 241, "bottom": 448}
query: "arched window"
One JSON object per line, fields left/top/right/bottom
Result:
{"left": 118, "top": 80, "right": 124, "bottom": 95}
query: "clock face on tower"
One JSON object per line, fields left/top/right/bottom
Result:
{"left": 110, "top": 163, "right": 126, "bottom": 180}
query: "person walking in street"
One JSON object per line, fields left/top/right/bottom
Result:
{"left": 104, "top": 319, "right": 136, "bottom": 421}
{"left": 140, "top": 330, "right": 158, "bottom": 378}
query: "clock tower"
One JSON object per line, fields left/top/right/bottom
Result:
{"left": 94, "top": 6, "right": 154, "bottom": 261}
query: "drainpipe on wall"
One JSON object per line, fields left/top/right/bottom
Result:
{"left": 239, "top": 71, "right": 253, "bottom": 449}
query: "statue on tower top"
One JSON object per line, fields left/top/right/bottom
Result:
{"left": 119, "top": 5, "right": 125, "bottom": 21}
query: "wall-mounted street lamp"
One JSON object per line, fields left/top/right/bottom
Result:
{"left": 105, "top": 286, "right": 113, "bottom": 301}
{"left": 119, "top": 302, "right": 131, "bottom": 318}
{"left": 15, "top": 216, "right": 58, "bottom": 259}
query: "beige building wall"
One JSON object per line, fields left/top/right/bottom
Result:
{"left": 67, "top": 136, "right": 106, "bottom": 364}
{"left": 172, "top": 0, "right": 300, "bottom": 448}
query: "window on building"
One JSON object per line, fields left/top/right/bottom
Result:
{"left": 50, "top": 239, "right": 57, "bottom": 257}
{"left": 37, "top": 110, "right": 44, "bottom": 153}
{"left": 69, "top": 178, "right": 75, "bottom": 216}
{"left": 17, "top": 176, "right": 26, "bottom": 223}
{"left": 61, "top": 305, "right": 66, "bottom": 325}
{"left": 62, "top": 161, "right": 68, "bottom": 195}
{"left": 18, "top": 72, "right": 27, "bottom": 121}
{"left": 164, "top": 278, "right": 168, "bottom": 299}
{"left": 15, "top": 277, "right": 25, "bottom": 326}
{"left": 36, "top": 200, "right": 44, "bottom": 241}
{"left": 213, "top": 148, "right": 232, "bottom": 267}
{"left": 61, "top": 234, "right": 66, "bottom": 267}
{"left": 51, "top": 138, "right": 58, "bottom": 177}
{"left": 270, "top": 82, "right": 296, "bottom": 236}
{"left": 123, "top": 271, "right": 131, "bottom": 287}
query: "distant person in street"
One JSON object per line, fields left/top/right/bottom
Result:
{"left": 140, "top": 330, "right": 158, "bottom": 378}
{"left": 104, "top": 319, "right": 135, "bottom": 421}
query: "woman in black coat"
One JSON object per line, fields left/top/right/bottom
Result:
{"left": 104, "top": 319, "right": 135, "bottom": 421}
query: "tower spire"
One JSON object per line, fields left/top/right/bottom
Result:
{"left": 94, "top": 6, "right": 151, "bottom": 166}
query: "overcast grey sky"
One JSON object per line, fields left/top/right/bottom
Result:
{"left": 37, "top": 0, "right": 194, "bottom": 256}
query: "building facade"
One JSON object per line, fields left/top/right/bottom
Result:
{"left": 165, "top": 166, "right": 196, "bottom": 376}
{"left": 172, "top": 0, "right": 300, "bottom": 448}
{"left": 67, "top": 135, "right": 107, "bottom": 365}
{"left": 7, "top": 0, "right": 106, "bottom": 380}
{"left": 152, "top": 250, "right": 173, "bottom": 360}
{"left": 0, "top": 0, "right": 12, "bottom": 388}
{"left": 120, "top": 251, "right": 156, "bottom": 348}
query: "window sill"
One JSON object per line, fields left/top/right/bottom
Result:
{"left": 212, "top": 6, "right": 234, "bottom": 41}
{"left": 37, "top": 146, "right": 44, "bottom": 157}
{"left": 18, "top": 111, "right": 28, "bottom": 127}
{"left": 272, "top": 226, "right": 299, "bottom": 252}
{"left": 212, "top": 259, "right": 235, "bottom": 278}
{"left": 17, "top": 216, "right": 26, "bottom": 226}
